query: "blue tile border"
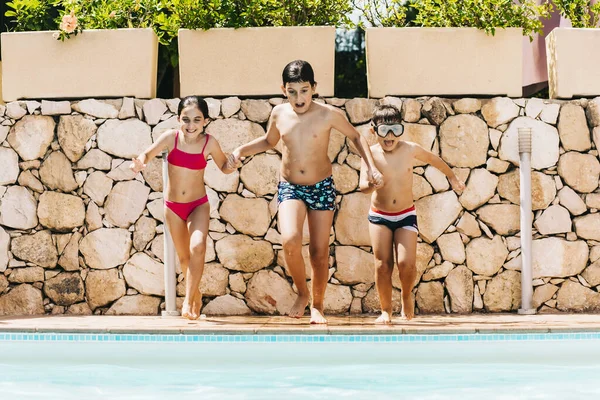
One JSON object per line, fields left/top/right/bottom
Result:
{"left": 1, "top": 332, "right": 600, "bottom": 343}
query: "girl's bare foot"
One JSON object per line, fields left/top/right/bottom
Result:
{"left": 401, "top": 293, "right": 415, "bottom": 320}
{"left": 375, "top": 311, "right": 392, "bottom": 324}
{"left": 288, "top": 294, "right": 310, "bottom": 318}
{"left": 191, "top": 288, "right": 203, "bottom": 320}
{"left": 181, "top": 298, "right": 194, "bottom": 320}
{"left": 310, "top": 307, "right": 327, "bottom": 324}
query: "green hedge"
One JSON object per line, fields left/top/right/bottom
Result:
{"left": 354, "top": 0, "right": 552, "bottom": 39}
{"left": 6, "top": 0, "right": 352, "bottom": 45}
{"left": 552, "top": 0, "right": 600, "bottom": 28}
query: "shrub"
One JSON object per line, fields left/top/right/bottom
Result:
{"left": 6, "top": 1, "right": 173, "bottom": 42}
{"left": 354, "top": 0, "right": 552, "bottom": 39}
{"left": 5, "top": 0, "right": 57, "bottom": 32}
{"left": 353, "top": 0, "right": 408, "bottom": 28}
{"left": 166, "top": 0, "right": 353, "bottom": 30}
{"left": 552, "top": 0, "right": 600, "bottom": 28}
{"left": 7, "top": 0, "right": 352, "bottom": 35}
{"left": 6, "top": 0, "right": 353, "bottom": 57}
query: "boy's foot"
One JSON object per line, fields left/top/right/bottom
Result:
{"left": 288, "top": 294, "right": 310, "bottom": 318}
{"left": 310, "top": 308, "right": 327, "bottom": 324}
{"left": 401, "top": 293, "right": 415, "bottom": 320}
{"left": 375, "top": 311, "right": 392, "bottom": 324}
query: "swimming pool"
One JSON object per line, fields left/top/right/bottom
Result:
{"left": 1, "top": 332, "right": 600, "bottom": 400}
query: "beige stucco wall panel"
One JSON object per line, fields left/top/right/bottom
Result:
{"left": 546, "top": 28, "right": 600, "bottom": 99}
{"left": 1, "top": 29, "right": 158, "bottom": 101}
{"left": 366, "top": 27, "right": 523, "bottom": 98}
{"left": 0, "top": 61, "right": 3, "bottom": 104}
{"left": 178, "top": 27, "right": 335, "bottom": 97}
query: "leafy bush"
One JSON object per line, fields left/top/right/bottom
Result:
{"left": 353, "top": 0, "right": 409, "bottom": 28}
{"left": 354, "top": 0, "right": 552, "bottom": 39}
{"left": 5, "top": 0, "right": 57, "bottom": 32}
{"left": 161, "top": 0, "right": 352, "bottom": 30}
{"left": 552, "top": 0, "right": 600, "bottom": 28}
{"left": 6, "top": 1, "right": 171, "bottom": 41}
{"left": 59, "top": 0, "right": 164, "bottom": 31}
{"left": 5, "top": 0, "right": 353, "bottom": 59}
{"left": 6, "top": 0, "right": 353, "bottom": 35}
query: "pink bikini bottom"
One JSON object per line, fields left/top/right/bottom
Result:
{"left": 165, "top": 195, "right": 208, "bottom": 221}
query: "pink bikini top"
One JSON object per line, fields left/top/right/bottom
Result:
{"left": 167, "top": 131, "right": 209, "bottom": 170}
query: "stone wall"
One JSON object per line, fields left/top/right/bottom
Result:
{"left": 0, "top": 96, "right": 599, "bottom": 317}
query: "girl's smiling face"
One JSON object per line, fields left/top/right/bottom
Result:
{"left": 178, "top": 105, "right": 207, "bottom": 138}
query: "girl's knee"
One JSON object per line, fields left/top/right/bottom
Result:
{"left": 178, "top": 255, "right": 190, "bottom": 266}
{"left": 189, "top": 238, "right": 207, "bottom": 257}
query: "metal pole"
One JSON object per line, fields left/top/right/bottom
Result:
{"left": 518, "top": 128, "right": 535, "bottom": 315}
{"left": 161, "top": 150, "right": 180, "bottom": 317}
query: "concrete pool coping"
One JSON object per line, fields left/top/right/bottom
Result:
{"left": 2, "top": 314, "right": 600, "bottom": 335}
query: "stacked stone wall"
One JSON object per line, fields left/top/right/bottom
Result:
{"left": 0, "top": 96, "right": 599, "bottom": 316}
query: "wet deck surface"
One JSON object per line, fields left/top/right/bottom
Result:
{"left": 2, "top": 313, "right": 600, "bottom": 335}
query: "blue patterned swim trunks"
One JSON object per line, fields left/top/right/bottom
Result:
{"left": 277, "top": 176, "right": 336, "bottom": 211}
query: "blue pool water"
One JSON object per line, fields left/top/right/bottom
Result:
{"left": 1, "top": 333, "right": 600, "bottom": 399}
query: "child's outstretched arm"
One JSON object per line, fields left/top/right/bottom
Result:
{"left": 413, "top": 144, "right": 466, "bottom": 192}
{"left": 205, "top": 137, "right": 237, "bottom": 174}
{"left": 330, "top": 108, "right": 382, "bottom": 186}
{"left": 229, "top": 108, "right": 281, "bottom": 167}
{"left": 129, "top": 130, "right": 174, "bottom": 173}
{"left": 359, "top": 158, "right": 381, "bottom": 194}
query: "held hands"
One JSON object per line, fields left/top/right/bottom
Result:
{"left": 368, "top": 168, "right": 384, "bottom": 189}
{"left": 129, "top": 157, "right": 146, "bottom": 173}
{"left": 450, "top": 176, "right": 466, "bottom": 193}
{"left": 226, "top": 150, "right": 243, "bottom": 170}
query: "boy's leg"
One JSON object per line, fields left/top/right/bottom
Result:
{"left": 306, "top": 209, "right": 334, "bottom": 324}
{"left": 394, "top": 228, "right": 418, "bottom": 320}
{"left": 279, "top": 200, "right": 309, "bottom": 318}
{"left": 368, "top": 222, "right": 395, "bottom": 324}
{"left": 165, "top": 208, "right": 192, "bottom": 318}
{"left": 184, "top": 203, "right": 210, "bottom": 319}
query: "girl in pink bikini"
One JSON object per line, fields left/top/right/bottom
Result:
{"left": 130, "top": 96, "right": 235, "bottom": 320}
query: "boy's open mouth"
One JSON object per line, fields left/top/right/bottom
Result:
{"left": 384, "top": 140, "right": 395, "bottom": 147}
{"left": 295, "top": 103, "right": 305, "bottom": 108}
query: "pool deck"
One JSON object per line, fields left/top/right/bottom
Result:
{"left": 2, "top": 314, "right": 600, "bottom": 335}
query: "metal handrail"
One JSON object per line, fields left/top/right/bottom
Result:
{"left": 161, "top": 150, "right": 179, "bottom": 317}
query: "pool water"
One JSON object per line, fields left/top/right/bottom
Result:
{"left": 1, "top": 334, "right": 600, "bottom": 400}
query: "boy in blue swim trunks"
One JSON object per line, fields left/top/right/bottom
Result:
{"left": 360, "top": 105, "right": 465, "bottom": 324}
{"left": 229, "top": 60, "right": 382, "bottom": 323}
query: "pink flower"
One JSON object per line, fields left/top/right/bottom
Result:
{"left": 109, "top": 11, "right": 117, "bottom": 19}
{"left": 60, "top": 11, "right": 78, "bottom": 34}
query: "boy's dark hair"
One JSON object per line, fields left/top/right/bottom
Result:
{"left": 178, "top": 96, "right": 209, "bottom": 119}
{"left": 282, "top": 60, "right": 316, "bottom": 86}
{"left": 372, "top": 104, "right": 402, "bottom": 126}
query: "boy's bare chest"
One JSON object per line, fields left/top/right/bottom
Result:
{"left": 376, "top": 151, "right": 413, "bottom": 177}
{"left": 279, "top": 121, "right": 331, "bottom": 147}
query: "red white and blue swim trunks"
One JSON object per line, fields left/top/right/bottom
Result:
{"left": 367, "top": 205, "right": 418, "bottom": 233}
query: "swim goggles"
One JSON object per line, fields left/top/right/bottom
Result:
{"left": 374, "top": 123, "right": 404, "bottom": 138}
